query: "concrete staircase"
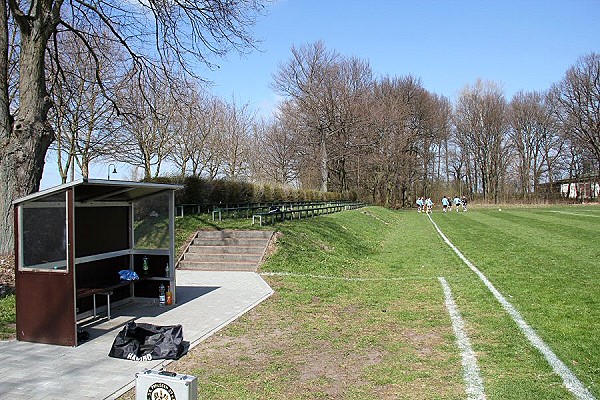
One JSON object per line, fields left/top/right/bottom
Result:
{"left": 178, "top": 230, "right": 274, "bottom": 271}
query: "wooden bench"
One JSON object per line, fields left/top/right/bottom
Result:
{"left": 212, "top": 204, "right": 273, "bottom": 221}
{"left": 76, "top": 281, "right": 132, "bottom": 320}
{"left": 252, "top": 210, "right": 284, "bottom": 226}
{"left": 251, "top": 203, "right": 365, "bottom": 226}
{"left": 251, "top": 205, "right": 335, "bottom": 226}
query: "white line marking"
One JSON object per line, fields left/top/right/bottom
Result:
{"left": 546, "top": 210, "right": 600, "bottom": 218}
{"left": 260, "top": 271, "right": 433, "bottom": 282}
{"left": 439, "top": 277, "right": 486, "bottom": 400}
{"left": 428, "top": 214, "right": 596, "bottom": 400}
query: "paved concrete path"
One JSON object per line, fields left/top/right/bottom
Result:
{"left": 0, "top": 270, "right": 273, "bottom": 399}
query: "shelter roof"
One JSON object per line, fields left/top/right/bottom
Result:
{"left": 13, "top": 179, "right": 184, "bottom": 205}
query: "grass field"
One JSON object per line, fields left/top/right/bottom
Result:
{"left": 138, "top": 204, "right": 599, "bottom": 400}
{"left": 432, "top": 204, "right": 600, "bottom": 399}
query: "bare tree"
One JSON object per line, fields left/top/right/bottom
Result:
{"left": 220, "top": 98, "right": 254, "bottom": 179}
{"left": 272, "top": 41, "right": 340, "bottom": 192}
{"left": 364, "top": 76, "right": 416, "bottom": 206}
{"left": 168, "top": 87, "right": 208, "bottom": 178}
{"left": 273, "top": 42, "right": 374, "bottom": 193}
{"left": 112, "top": 72, "right": 177, "bottom": 180}
{"left": 48, "top": 31, "right": 123, "bottom": 181}
{"left": 453, "top": 79, "right": 509, "bottom": 203}
{"left": 361, "top": 75, "right": 450, "bottom": 207}
{"left": 551, "top": 53, "right": 600, "bottom": 177}
{"left": 0, "top": 0, "right": 265, "bottom": 253}
{"left": 196, "top": 96, "right": 227, "bottom": 179}
{"left": 416, "top": 92, "right": 452, "bottom": 200}
{"left": 508, "top": 90, "right": 563, "bottom": 198}
{"left": 327, "top": 56, "right": 372, "bottom": 193}
{"left": 251, "top": 115, "right": 299, "bottom": 185}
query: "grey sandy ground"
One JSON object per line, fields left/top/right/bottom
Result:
{"left": 0, "top": 270, "right": 273, "bottom": 399}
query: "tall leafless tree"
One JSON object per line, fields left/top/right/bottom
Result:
{"left": 195, "top": 97, "right": 227, "bottom": 179}
{"left": 251, "top": 115, "right": 299, "bottom": 185}
{"left": 220, "top": 98, "right": 254, "bottom": 180}
{"left": 361, "top": 76, "right": 450, "bottom": 206}
{"left": 0, "top": 0, "right": 265, "bottom": 252}
{"left": 454, "top": 79, "right": 509, "bottom": 203}
{"left": 272, "top": 41, "right": 340, "bottom": 192}
{"left": 48, "top": 31, "right": 123, "bottom": 181}
{"left": 327, "top": 56, "right": 372, "bottom": 193}
{"left": 508, "top": 90, "right": 563, "bottom": 198}
{"left": 273, "top": 42, "right": 373, "bottom": 193}
{"left": 551, "top": 52, "right": 600, "bottom": 177}
{"left": 168, "top": 87, "right": 210, "bottom": 178}
{"left": 112, "top": 72, "right": 179, "bottom": 180}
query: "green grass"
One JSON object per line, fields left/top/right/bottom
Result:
{"left": 159, "top": 205, "right": 599, "bottom": 399}
{"left": 0, "top": 294, "right": 15, "bottom": 340}
{"left": 431, "top": 204, "right": 600, "bottom": 398}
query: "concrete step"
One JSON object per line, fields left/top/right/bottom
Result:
{"left": 187, "top": 245, "right": 265, "bottom": 254}
{"left": 193, "top": 238, "right": 270, "bottom": 246}
{"left": 177, "top": 230, "right": 273, "bottom": 272}
{"left": 183, "top": 253, "right": 262, "bottom": 263}
{"left": 197, "top": 230, "right": 273, "bottom": 239}
{"left": 178, "top": 261, "right": 258, "bottom": 271}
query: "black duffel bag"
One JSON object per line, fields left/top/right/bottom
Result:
{"left": 108, "top": 321, "right": 189, "bottom": 361}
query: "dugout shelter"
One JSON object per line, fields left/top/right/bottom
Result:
{"left": 13, "top": 179, "right": 183, "bottom": 346}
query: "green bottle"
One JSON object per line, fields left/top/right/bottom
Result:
{"left": 143, "top": 256, "right": 149, "bottom": 275}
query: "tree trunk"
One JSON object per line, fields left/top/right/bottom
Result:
{"left": 319, "top": 131, "right": 328, "bottom": 192}
{"left": 181, "top": 163, "right": 187, "bottom": 179}
{"left": 80, "top": 153, "right": 90, "bottom": 178}
{"left": 0, "top": 16, "right": 55, "bottom": 253}
{"left": 144, "top": 157, "right": 152, "bottom": 180}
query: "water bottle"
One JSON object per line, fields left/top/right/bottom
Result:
{"left": 142, "top": 256, "right": 149, "bottom": 275}
{"left": 165, "top": 262, "right": 169, "bottom": 278}
{"left": 158, "top": 283, "right": 166, "bottom": 307}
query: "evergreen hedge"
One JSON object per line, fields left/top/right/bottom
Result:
{"left": 148, "top": 176, "right": 356, "bottom": 210}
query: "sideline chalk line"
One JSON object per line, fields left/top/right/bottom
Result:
{"left": 546, "top": 210, "right": 600, "bottom": 218}
{"left": 427, "top": 214, "right": 595, "bottom": 400}
{"left": 439, "top": 277, "right": 486, "bottom": 400}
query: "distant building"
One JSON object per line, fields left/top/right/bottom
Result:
{"left": 539, "top": 175, "right": 600, "bottom": 200}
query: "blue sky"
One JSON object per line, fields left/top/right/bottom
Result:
{"left": 41, "top": 0, "right": 600, "bottom": 188}
{"left": 202, "top": 0, "right": 600, "bottom": 116}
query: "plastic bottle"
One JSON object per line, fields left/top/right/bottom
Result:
{"left": 166, "top": 286, "right": 173, "bottom": 306}
{"left": 165, "top": 262, "right": 169, "bottom": 278}
{"left": 142, "top": 256, "right": 149, "bottom": 275}
{"left": 158, "top": 283, "right": 166, "bottom": 307}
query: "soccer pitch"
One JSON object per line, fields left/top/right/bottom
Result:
{"left": 430, "top": 204, "right": 600, "bottom": 399}
{"left": 156, "top": 205, "right": 599, "bottom": 400}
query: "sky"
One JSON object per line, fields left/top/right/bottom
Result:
{"left": 201, "top": 0, "right": 600, "bottom": 115}
{"left": 40, "top": 0, "right": 600, "bottom": 189}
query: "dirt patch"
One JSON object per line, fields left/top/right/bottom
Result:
{"left": 118, "top": 276, "right": 463, "bottom": 399}
{"left": 404, "top": 329, "right": 445, "bottom": 358}
{"left": 0, "top": 253, "right": 15, "bottom": 296}
{"left": 262, "top": 231, "right": 282, "bottom": 261}
{"left": 165, "top": 301, "right": 383, "bottom": 398}
{"left": 361, "top": 210, "right": 390, "bottom": 225}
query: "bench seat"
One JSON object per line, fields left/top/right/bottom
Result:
{"left": 76, "top": 281, "right": 132, "bottom": 320}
